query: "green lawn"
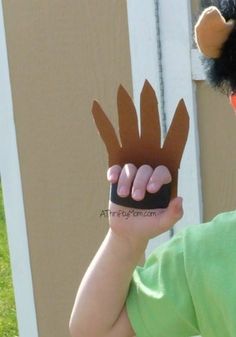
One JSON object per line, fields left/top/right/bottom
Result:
{"left": 0, "top": 186, "right": 19, "bottom": 337}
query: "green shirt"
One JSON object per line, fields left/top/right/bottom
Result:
{"left": 126, "top": 210, "right": 236, "bottom": 337}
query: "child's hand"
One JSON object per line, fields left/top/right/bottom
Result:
{"left": 107, "top": 163, "right": 183, "bottom": 245}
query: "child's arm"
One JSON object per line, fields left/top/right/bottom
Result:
{"left": 69, "top": 164, "right": 183, "bottom": 337}
{"left": 69, "top": 227, "right": 145, "bottom": 337}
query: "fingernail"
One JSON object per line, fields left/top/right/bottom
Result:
{"left": 147, "top": 183, "right": 158, "bottom": 192}
{"left": 108, "top": 173, "right": 116, "bottom": 181}
{"left": 132, "top": 189, "right": 142, "bottom": 200}
{"left": 118, "top": 186, "right": 128, "bottom": 197}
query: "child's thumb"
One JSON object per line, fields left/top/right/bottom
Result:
{"left": 159, "top": 197, "right": 183, "bottom": 229}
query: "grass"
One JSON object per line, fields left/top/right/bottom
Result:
{"left": 0, "top": 185, "right": 19, "bottom": 337}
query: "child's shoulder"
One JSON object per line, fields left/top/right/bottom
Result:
{"left": 182, "top": 209, "right": 236, "bottom": 262}
{"left": 148, "top": 210, "right": 236, "bottom": 264}
{"left": 184, "top": 209, "right": 236, "bottom": 240}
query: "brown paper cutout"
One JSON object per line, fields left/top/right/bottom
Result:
{"left": 195, "top": 6, "right": 234, "bottom": 59}
{"left": 92, "top": 80, "right": 189, "bottom": 199}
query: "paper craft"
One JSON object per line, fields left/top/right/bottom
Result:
{"left": 92, "top": 80, "right": 189, "bottom": 209}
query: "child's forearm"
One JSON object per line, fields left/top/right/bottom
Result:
{"left": 69, "top": 228, "right": 147, "bottom": 337}
{"left": 69, "top": 164, "right": 183, "bottom": 337}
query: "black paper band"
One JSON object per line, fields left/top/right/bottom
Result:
{"left": 110, "top": 182, "right": 171, "bottom": 209}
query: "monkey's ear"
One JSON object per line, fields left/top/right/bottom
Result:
{"left": 194, "top": 6, "right": 234, "bottom": 58}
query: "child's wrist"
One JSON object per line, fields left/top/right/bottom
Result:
{"left": 108, "top": 229, "right": 148, "bottom": 262}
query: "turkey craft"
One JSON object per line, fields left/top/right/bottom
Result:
{"left": 92, "top": 81, "right": 189, "bottom": 209}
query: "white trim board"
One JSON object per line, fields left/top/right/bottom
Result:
{"left": 191, "top": 48, "right": 206, "bottom": 81}
{"left": 0, "top": 2, "right": 39, "bottom": 337}
{"left": 126, "top": 0, "right": 163, "bottom": 112}
{"left": 127, "top": 0, "right": 171, "bottom": 256}
{"left": 127, "top": 0, "right": 203, "bottom": 256}
{"left": 158, "top": 0, "right": 202, "bottom": 231}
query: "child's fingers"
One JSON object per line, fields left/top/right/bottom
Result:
{"left": 147, "top": 165, "right": 172, "bottom": 193}
{"left": 117, "top": 163, "right": 137, "bottom": 197}
{"left": 107, "top": 165, "right": 122, "bottom": 183}
{"left": 131, "top": 165, "right": 153, "bottom": 201}
{"left": 158, "top": 197, "right": 183, "bottom": 229}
